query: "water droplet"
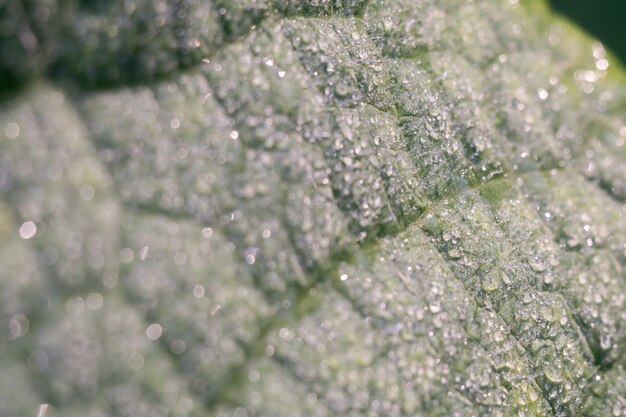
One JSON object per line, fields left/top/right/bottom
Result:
{"left": 600, "top": 333, "right": 613, "bottom": 350}
{"left": 146, "top": 323, "right": 163, "bottom": 340}
{"left": 4, "top": 122, "right": 20, "bottom": 139}
{"left": 528, "top": 387, "right": 539, "bottom": 402}
{"left": 429, "top": 303, "right": 441, "bottom": 314}
{"left": 529, "top": 259, "right": 546, "bottom": 272}
{"left": 120, "top": 248, "right": 134, "bottom": 263}
{"left": 545, "top": 367, "right": 563, "bottom": 383}
{"left": 86, "top": 293, "right": 104, "bottom": 310}
{"left": 79, "top": 185, "right": 95, "bottom": 201}
{"left": 481, "top": 269, "right": 501, "bottom": 292}
{"left": 248, "top": 369, "right": 260, "bottom": 383}
{"left": 210, "top": 304, "right": 222, "bottom": 316}
{"left": 19, "top": 221, "right": 37, "bottom": 239}
{"left": 193, "top": 284, "right": 205, "bottom": 298}
{"left": 36, "top": 404, "right": 49, "bottom": 417}
{"left": 128, "top": 353, "right": 145, "bottom": 369}
{"left": 540, "top": 305, "right": 555, "bottom": 322}
{"left": 278, "top": 328, "right": 294, "bottom": 341}
{"left": 596, "top": 59, "right": 609, "bottom": 71}
{"left": 171, "top": 339, "right": 186, "bottom": 354}
{"left": 9, "top": 314, "right": 29, "bottom": 338}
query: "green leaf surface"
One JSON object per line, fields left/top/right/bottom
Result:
{"left": 1, "top": 1, "right": 626, "bottom": 416}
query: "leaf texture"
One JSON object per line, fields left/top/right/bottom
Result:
{"left": 1, "top": 1, "right": 626, "bottom": 416}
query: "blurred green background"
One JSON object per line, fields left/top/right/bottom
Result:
{"left": 550, "top": 0, "right": 626, "bottom": 65}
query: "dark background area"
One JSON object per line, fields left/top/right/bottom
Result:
{"left": 550, "top": 0, "right": 626, "bottom": 66}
